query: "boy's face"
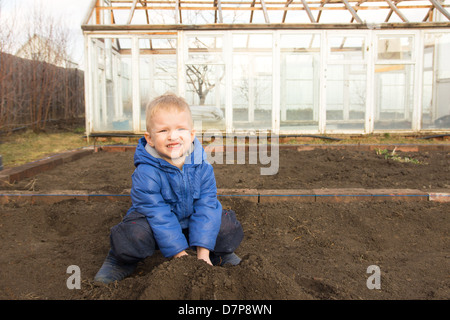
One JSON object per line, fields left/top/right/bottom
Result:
{"left": 144, "top": 108, "right": 195, "bottom": 168}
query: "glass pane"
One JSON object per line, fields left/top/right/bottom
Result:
{"left": 188, "top": 36, "right": 223, "bottom": 55}
{"left": 281, "top": 54, "right": 320, "bottom": 131}
{"left": 374, "top": 64, "right": 414, "bottom": 130}
{"left": 233, "top": 34, "right": 273, "bottom": 49}
{"left": 280, "top": 34, "right": 320, "bottom": 52}
{"left": 280, "top": 34, "right": 320, "bottom": 131}
{"left": 186, "top": 35, "right": 225, "bottom": 131}
{"left": 118, "top": 56, "right": 132, "bottom": 130}
{"left": 139, "top": 38, "right": 177, "bottom": 132}
{"left": 232, "top": 54, "right": 249, "bottom": 121}
{"left": 232, "top": 34, "right": 273, "bottom": 131}
{"left": 326, "top": 64, "right": 366, "bottom": 131}
{"left": 422, "top": 33, "right": 450, "bottom": 130}
{"left": 377, "top": 35, "right": 413, "bottom": 60}
{"left": 117, "top": 38, "right": 132, "bottom": 50}
{"left": 91, "top": 38, "right": 133, "bottom": 132}
{"left": 329, "top": 36, "right": 365, "bottom": 60}
{"left": 140, "top": 55, "right": 177, "bottom": 131}
{"left": 186, "top": 64, "right": 225, "bottom": 131}
{"left": 139, "top": 38, "right": 176, "bottom": 50}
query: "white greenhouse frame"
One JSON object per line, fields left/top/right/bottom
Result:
{"left": 82, "top": 0, "right": 450, "bottom": 137}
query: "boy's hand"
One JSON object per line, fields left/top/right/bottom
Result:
{"left": 197, "top": 247, "right": 212, "bottom": 266}
{"left": 173, "top": 250, "right": 188, "bottom": 258}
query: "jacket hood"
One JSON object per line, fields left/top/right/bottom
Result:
{"left": 134, "top": 136, "right": 206, "bottom": 170}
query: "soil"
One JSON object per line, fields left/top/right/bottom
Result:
{"left": 0, "top": 146, "right": 449, "bottom": 300}
{"left": 2, "top": 147, "right": 449, "bottom": 193}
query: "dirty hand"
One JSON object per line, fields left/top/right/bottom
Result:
{"left": 174, "top": 250, "right": 188, "bottom": 258}
{"left": 197, "top": 247, "right": 212, "bottom": 266}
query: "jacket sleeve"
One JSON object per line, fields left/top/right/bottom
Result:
{"left": 188, "top": 163, "right": 222, "bottom": 251}
{"left": 130, "top": 165, "right": 189, "bottom": 258}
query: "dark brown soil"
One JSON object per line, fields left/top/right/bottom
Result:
{"left": 2, "top": 148, "right": 449, "bottom": 193}
{"left": 0, "top": 147, "right": 449, "bottom": 300}
{"left": 0, "top": 198, "right": 448, "bottom": 300}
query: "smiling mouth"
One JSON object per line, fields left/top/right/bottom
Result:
{"left": 167, "top": 142, "right": 182, "bottom": 149}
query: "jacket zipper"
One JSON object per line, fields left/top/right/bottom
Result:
{"left": 180, "top": 168, "right": 189, "bottom": 219}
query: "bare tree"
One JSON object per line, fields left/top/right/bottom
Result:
{"left": 0, "top": 1, "right": 82, "bottom": 133}
{"left": 185, "top": 36, "right": 225, "bottom": 106}
{"left": 19, "top": 2, "right": 73, "bottom": 132}
{"left": 0, "top": 0, "right": 19, "bottom": 130}
{"left": 186, "top": 64, "right": 224, "bottom": 105}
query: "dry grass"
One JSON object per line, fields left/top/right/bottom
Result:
{"left": 0, "top": 130, "right": 89, "bottom": 168}
{"left": 0, "top": 128, "right": 123, "bottom": 168}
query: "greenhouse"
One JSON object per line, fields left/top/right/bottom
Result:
{"left": 81, "top": 0, "right": 450, "bottom": 136}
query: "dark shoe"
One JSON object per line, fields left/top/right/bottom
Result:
{"left": 94, "top": 250, "right": 137, "bottom": 284}
{"left": 211, "top": 253, "right": 241, "bottom": 266}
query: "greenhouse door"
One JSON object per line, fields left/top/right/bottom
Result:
{"left": 373, "top": 31, "right": 420, "bottom": 131}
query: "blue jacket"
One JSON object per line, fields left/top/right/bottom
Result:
{"left": 126, "top": 137, "right": 222, "bottom": 258}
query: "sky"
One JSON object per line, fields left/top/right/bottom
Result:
{"left": 1, "top": 0, "right": 93, "bottom": 68}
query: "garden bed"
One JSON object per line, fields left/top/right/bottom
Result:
{"left": 0, "top": 145, "right": 448, "bottom": 300}
{"left": 0, "top": 198, "right": 448, "bottom": 300}
{"left": 1, "top": 145, "right": 449, "bottom": 194}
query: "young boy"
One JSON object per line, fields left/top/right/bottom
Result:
{"left": 94, "top": 93, "right": 244, "bottom": 284}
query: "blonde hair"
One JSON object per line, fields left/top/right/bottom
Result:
{"left": 145, "top": 92, "right": 193, "bottom": 132}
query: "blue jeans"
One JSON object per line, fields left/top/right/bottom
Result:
{"left": 109, "top": 209, "right": 244, "bottom": 264}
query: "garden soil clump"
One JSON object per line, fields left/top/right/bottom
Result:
{"left": 0, "top": 147, "right": 449, "bottom": 300}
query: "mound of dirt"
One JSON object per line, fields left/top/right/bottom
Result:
{"left": 91, "top": 253, "right": 313, "bottom": 300}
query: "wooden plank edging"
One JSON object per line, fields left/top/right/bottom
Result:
{"left": 1, "top": 189, "right": 448, "bottom": 204}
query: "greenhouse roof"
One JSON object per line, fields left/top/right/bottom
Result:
{"left": 82, "top": 0, "right": 450, "bottom": 29}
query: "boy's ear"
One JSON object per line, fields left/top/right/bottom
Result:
{"left": 190, "top": 128, "right": 196, "bottom": 142}
{"left": 144, "top": 132, "right": 154, "bottom": 147}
